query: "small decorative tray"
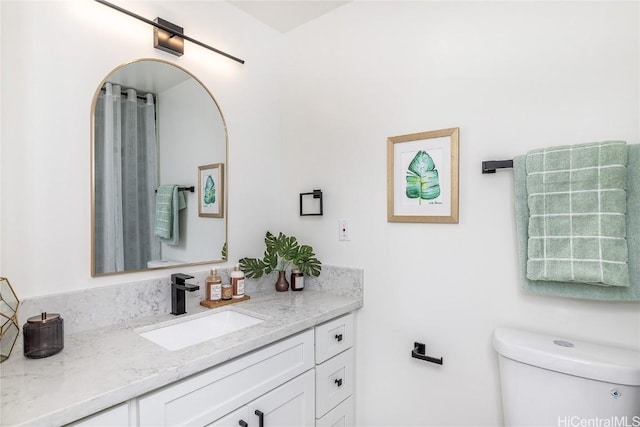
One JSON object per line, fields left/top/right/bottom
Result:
{"left": 200, "top": 295, "right": 250, "bottom": 309}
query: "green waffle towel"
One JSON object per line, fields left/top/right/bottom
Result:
{"left": 514, "top": 144, "right": 639, "bottom": 301}
{"left": 154, "top": 185, "right": 186, "bottom": 245}
{"left": 525, "top": 141, "right": 629, "bottom": 287}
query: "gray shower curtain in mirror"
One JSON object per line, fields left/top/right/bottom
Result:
{"left": 94, "top": 83, "right": 159, "bottom": 274}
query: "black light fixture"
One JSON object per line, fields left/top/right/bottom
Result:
{"left": 94, "top": 0, "right": 245, "bottom": 64}
{"left": 153, "top": 18, "right": 184, "bottom": 56}
{"left": 300, "top": 190, "right": 323, "bottom": 216}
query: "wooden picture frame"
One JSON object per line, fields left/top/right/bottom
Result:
{"left": 387, "top": 127, "right": 459, "bottom": 223}
{"left": 198, "top": 163, "right": 224, "bottom": 218}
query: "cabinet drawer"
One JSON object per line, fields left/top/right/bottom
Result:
{"left": 315, "top": 313, "right": 353, "bottom": 363}
{"left": 138, "top": 329, "right": 314, "bottom": 426}
{"left": 316, "top": 395, "right": 353, "bottom": 427}
{"left": 315, "top": 348, "right": 354, "bottom": 418}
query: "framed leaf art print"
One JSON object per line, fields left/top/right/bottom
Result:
{"left": 198, "top": 163, "right": 224, "bottom": 218}
{"left": 387, "top": 127, "right": 459, "bottom": 223}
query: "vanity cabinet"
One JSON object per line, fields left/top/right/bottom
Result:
{"left": 66, "top": 312, "right": 357, "bottom": 427}
{"left": 314, "top": 313, "right": 355, "bottom": 426}
{"left": 137, "top": 329, "right": 314, "bottom": 426}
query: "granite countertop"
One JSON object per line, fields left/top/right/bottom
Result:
{"left": 1, "top": 290, "right": 363, "bottom": 426}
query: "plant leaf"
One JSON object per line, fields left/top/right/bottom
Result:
{"left": 204, "top": 175, "right": 216, "bottom": 204}
{"left": 264, "top": 231, "right": 277, "bottom": 251}
{"left": 263, "top": 246, "right": 278, "bottom": 273}
{"left": 239, "top": 257, "right": 267, "bottom": 278}
{"left": 407, "top": 150, "right": 435, "bottom": 176}
{"left": 241, "top": 231, "right": 322, "bottom": 278}
{"left": 279, "top": 235, "right": 300, "bottom": 261}
{"left": 295, "top": 245, "right": 322, "bottom": 277}
{"left": 405, "top": 151, "right": 440, "bottom": 201}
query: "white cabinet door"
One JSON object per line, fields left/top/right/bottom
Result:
{"left": 247, "top": 370, "right": 315, "bottom": 427}
{"left": 138, "top": 330, "right": 314, "bottom": 426}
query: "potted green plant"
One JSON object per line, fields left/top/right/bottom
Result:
{"left": 239, "top": 231, "right": 322, "bottom": 291}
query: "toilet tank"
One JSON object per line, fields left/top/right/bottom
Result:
{"left": 493, "top": 327, "right": 640, "bottom": 427}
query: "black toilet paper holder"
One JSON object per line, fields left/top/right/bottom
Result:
{"left": 412, "top": 342, "right": 443, "bottom": 365}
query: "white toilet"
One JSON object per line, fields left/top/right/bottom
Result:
{"left": 493, "top": 327, "right": 640, "bottom": 427}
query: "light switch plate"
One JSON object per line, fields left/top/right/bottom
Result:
{"left": 339, "top": 219, "right": 351, "bottom": 241}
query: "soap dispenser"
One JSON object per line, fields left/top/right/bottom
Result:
{"left": 205, "top": 268, "right": 222, "bottom": 302}
{"left": 231, "top": 265, "right": 245, "bottom": 299}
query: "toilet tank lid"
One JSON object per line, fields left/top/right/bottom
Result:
{"left": 493, "top": 327, "right": 640, "bottom": 386}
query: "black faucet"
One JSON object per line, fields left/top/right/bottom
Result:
{"left": 171, "top": 273, "right": 199, "bottom": 315}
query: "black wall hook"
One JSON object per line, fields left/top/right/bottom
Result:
{"left": 412, "top": 342, "right": 443, "bottom": 365}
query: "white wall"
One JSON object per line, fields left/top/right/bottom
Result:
{"left": 280, "top": 2, "right": 640, "bottom": 426}
{"left": 0, "top": 1, "right": 286, "bottom": 297}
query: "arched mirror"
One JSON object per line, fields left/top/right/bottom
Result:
{"left": 91, "top": 59, "right": 227, "bottom": 276}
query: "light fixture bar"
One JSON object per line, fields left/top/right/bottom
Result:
{"left": 94, "top": 0, "right": 245, "bottom": 64}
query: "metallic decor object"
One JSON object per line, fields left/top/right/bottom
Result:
{"left": 0, "top": 277, "right": 20, "bottom": 363}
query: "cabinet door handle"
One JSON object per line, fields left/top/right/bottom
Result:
{"left": 255, "top": 409, "right": 264, "bottom": 427}
{"left": 239, "top": 421, "right": 248, "bottom": 427}
{"left": 335, "top": 378, "right": 343, "bottom": 387}
{"left": 335, "top": 333, "right": 343, "bottom": 342}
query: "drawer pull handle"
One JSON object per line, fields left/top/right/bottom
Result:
{"left": 335, "top": 333, "right": 343, "bottom": 342}
{"left": 239, "top": 421, "right": 248, "bottom": 427}
{"left": 255, "top": 410, "right": 264, "bottom": 427}
{"left": 335, "top": 378, "right": 343, "bottom": 387}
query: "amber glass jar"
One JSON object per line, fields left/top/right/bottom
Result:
{"left": 221, "top": 283, "right": 233, "bottom": 300}
{"left": 290, "top": 269, "right": 304, "bottom": 291}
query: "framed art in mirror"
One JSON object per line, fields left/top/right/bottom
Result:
{"left": 387, "top": 127, "right": 459, "bottom": 223}
{"left": 198, "top": 163, "right": 224, "bottom": 218}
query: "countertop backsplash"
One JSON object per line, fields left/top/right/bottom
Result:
{"left": 17, "top": 265, "right": 363, "bottom": 337}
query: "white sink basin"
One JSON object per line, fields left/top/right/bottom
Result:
{"left": 139, "top": 309, "right": 264, "bottom": 351}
